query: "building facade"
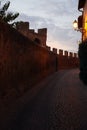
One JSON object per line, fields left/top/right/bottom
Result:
{"left": 78, "top": 0, "right": 87, "bottom": 41}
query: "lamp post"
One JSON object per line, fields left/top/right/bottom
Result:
{"left": 73, "top": 19, "right": 86, "bottom": 42}
{"left": 73, "top": 20, "right": 78, "bottom": 30}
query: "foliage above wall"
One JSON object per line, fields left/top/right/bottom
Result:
{"left": 0, "top": 1, "right": 19, "bottom": 27}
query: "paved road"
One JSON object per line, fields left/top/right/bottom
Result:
{"left": 1, "top": 69, "right": 87, "bottom": 130}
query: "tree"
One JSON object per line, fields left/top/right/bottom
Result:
{"left": 0, "top": 1, "right": 19, "bottom": 26}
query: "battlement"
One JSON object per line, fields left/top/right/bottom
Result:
{"left": 16, "top": 22, "right": 29, "bottom": 31}
{"left": 15, "top": 21, "right": 78, "bottom": 58}
{"left": 51, "top": 48, "right": 78, "bottom": 58}
{"left": 16, "top": 21, "right": 47, "bottom": 47}
{"left": 64, "top": 51, "right": 68, "bottom": 56}
{"left": 38, "top": 28, "right": 47, "bottom": 36}
{"left": 0, "top": 21, "right": 79, "bottom": 107}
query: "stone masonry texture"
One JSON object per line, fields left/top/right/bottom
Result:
{"left": 0, "top": 20, "right": 79, "bottom": 106}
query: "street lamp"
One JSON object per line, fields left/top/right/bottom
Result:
{"left": 73, "top": 19, "right": 84, "bottom": 32}
{"left": 73, "top": 17, "right": 86, "bottom": 42}
{"left": 73, "top": 20, "right": 78, "bottom": 30}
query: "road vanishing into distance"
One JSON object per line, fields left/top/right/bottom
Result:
{"left": 1, "top": 69, "right": 87, "bottom": 130}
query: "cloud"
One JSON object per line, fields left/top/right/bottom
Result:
{"left": 16, "top": 13, "right": 81, "bottom": 52}
{"left": 8, "top": 0, "right": 81, "bottom": 52}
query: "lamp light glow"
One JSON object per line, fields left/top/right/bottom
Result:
{"left": 73, "top": 20, "right": 78, "bottom": 30}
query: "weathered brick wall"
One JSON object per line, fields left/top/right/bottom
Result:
{"left": 57, "top": 50, "right": 79, "bottom": 69}
{"left": 0, "top": 21, "right": 79, "bottom": 105}
{"left": 16, "top": 22, "right": 47, "bottom": 47}
{"left": 0, "top": 21, "right": 57, "bottom": 105}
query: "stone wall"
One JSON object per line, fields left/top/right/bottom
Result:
{"left": 0, "top": 21, "right": 79, "bottom": 105}
{"left": 0, "top": 21, "right": 57, "bottom": 105}
{"left": 16, "top": 22, "right": 47, "bottom": 47}
{"left": 57, "top": 49, "right": 78, "bottom": 69}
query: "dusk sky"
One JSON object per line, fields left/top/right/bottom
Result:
{"left": 2, "top": 0, "right": 82, "bottom": 52}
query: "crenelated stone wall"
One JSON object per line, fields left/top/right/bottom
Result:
{"left": 16, "top": 21, "right": 47, "bottom": 47}
{"left": 0, "top": 20, "right": 79, "bottom": 106}
{"left": 0, "top": 21, "right": 57, "bottom": 105}
{"left": 57, "top": 49, "right": 78, "bottom": 69}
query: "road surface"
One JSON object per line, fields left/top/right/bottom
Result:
{"left": 1, "top": 69, "right": 87, "bottom": 130}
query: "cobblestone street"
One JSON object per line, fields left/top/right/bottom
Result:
{"left": 1, "top": 69, "right": 87, "bottom": 130}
